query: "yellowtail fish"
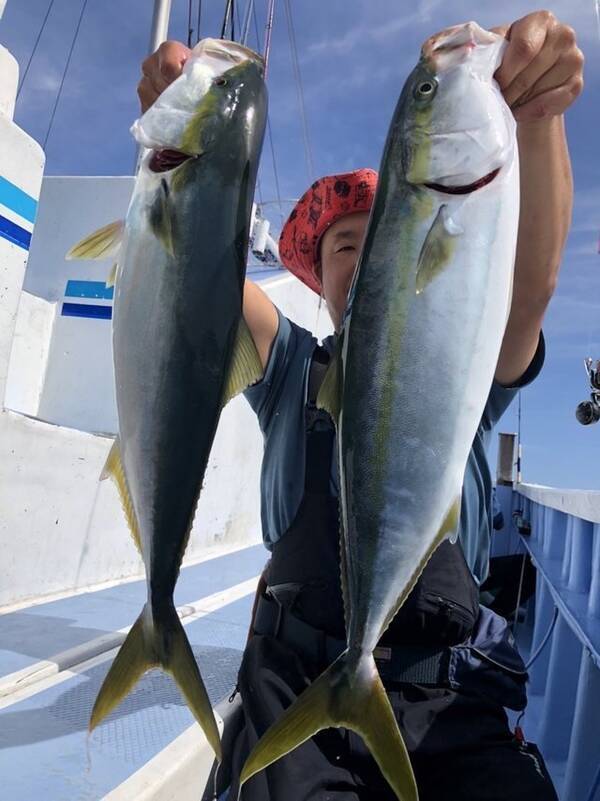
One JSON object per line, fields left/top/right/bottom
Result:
{"left": 67, "top": 38, "right": 268, "bottom": 759}
{"left": 239, "top": 22, "right": 518, "bottom": 799}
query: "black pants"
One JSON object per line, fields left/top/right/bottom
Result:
{"left": 226, "top": 634, "right": 558, "bottom": 801}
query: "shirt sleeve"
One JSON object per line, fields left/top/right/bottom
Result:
{"left": 244, "top": 309, "right": 315, "bottom": 434}
{"left": 479, "top": 330, "right": 546, "bottom": 432}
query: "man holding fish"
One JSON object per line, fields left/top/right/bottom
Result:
{"left": 139, "top": 9, "right": 582, "bottom": 801}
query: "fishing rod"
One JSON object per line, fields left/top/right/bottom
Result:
{"left": 220, "top": 0, "right": 233, "bottom": 39}
{"left": 263, "top": 0, "right": 276, "bottom": 76}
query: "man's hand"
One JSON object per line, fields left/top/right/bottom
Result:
{"left": 492, "top": 10, "right": 584, "bottom": 123}
{"left": 138, "top": 41, "right": 191, "bottom": 113}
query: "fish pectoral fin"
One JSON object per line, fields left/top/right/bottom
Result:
{"left": 66, "top": 220, "right": 125, "bottom": 261}
{"left": 316, "top": 329, "right": 344, "bottom": 425}
{"left": 101, "top": 439, "right": 142, "bottom": 555}
{"left": 415, "top": 205, "right": 461, "bottom": 295}
{"left": 239, "top": 652, "right": 418, "bottom": 801}
{"left": 221, "top": 317, "right": 264, "bottom": 407}
{"left": 106, "top": 261, "right": 119, "bottom": 288}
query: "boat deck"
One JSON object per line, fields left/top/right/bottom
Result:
{"left": 0, "top": 544, "right": 265, "bottom": 800}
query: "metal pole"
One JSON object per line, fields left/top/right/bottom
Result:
{"left": 149, "top": 0, "right": 173, "bottom": 55}
{"left": 135, "top": 0, "right": 173, "bottom": 172}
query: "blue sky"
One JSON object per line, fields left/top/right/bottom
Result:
{"left": 2, "top": 0, "right": 600, "bottom": 489}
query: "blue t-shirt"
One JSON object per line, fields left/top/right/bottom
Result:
{"left": 244, "top": 310, "right": 545, "bottom": 584}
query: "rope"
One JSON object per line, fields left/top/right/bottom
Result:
{"left": 525, "top": 606, "right": 558, "bottom": 670}
{"left": 511, "top": 549, "right": 528, "bottom": 637}
{"left": 266, "top": 115, "right": 284, "bottom": 227}
{"left": 241, "top": 0, "right": 254, "bottom": 45}
{"left": 250, "top": 2, "right": 265, "bottom": 212}
{"left": 585, "top": 759, "right": 600, "bottom": 801}
{"left": 234, "top": 0, "right": 244, "bottom": 42}
{"left": 42, "top": 0, "right": 89, "bottom": 151}
{"left": 263, "top": 0, "right": 276, "bottom": 77}
{"left": 17, "top": 0, "right": 56, "bottom": 99}
{"left": 283, "top": 0, "right": 315, "bottom": 182}
{"left": 231, "top": 0, "right": 236, "bottom": 40}
{"left": 252, "top": 0, "right": 262, "bottom": 54}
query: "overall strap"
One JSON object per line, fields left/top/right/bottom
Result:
{"left": 304, "top": 345, "right": 334, "bottom": 494}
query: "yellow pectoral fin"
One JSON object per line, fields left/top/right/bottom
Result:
{"left": 415, "top": 205, "right": 462, "bottom": 294}
{"left": 221, "top": 317, "right": 264, "bottom": 408}
{"left": 316, "top": 329, "right": 344, "bottom": 426}
{"left": 66, "top": 220, "right": 125, "bottom": 261}
{"left": 101, "top": 439, "right": 142, "bottom": 555}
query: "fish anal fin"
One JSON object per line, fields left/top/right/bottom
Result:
{"left": 239, "top": 653, "right": 417, "bottom": 801}
{"left": 66, "top": 220, "right": 125, "bottom": 261}
{"left": 316, "top": 331, "right": 344, "bottom": 425}
{"left": 106, "top": 261, "right": 119, "bottom": 288}
{"left": 222, "top": 317, "right": 264, "bottom": 407}
{"left": 101, "top": 439, "right": 142, "bottom": 555}
{"left": 415, "top": 205, "right": 461, "bottom": 294}
{"left": 384, "top": 493, "right": 462, "bottom": 633}
{"left": 443, "top": 494, "right": 461, "bottom": 544}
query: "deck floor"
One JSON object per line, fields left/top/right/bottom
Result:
{"left": 0, "top": 544, "right": 265, "bottom": 800}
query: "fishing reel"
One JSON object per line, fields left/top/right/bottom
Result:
{"left": 575, "top": 357, "right": 600, "bottom": 426}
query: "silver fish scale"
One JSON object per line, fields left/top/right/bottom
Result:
{"left": 340, "top": 147, "right": 517, "bottom": 655}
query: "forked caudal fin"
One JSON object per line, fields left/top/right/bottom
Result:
{"left": 238, "top": 651, "right": 418, "bottom": 801}
{"left": 90, "top": 603, "right": 222, "bottom": 762}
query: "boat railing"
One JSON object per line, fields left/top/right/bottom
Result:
{"left": 495, "top": 481, "right": 600, "bottom": 801}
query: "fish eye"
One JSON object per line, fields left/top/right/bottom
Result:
{"left": 214, "top": 76, "right": 228, "bottom": 86}
{"left": 414, "top": 79, "right": 437, "bottom": 100}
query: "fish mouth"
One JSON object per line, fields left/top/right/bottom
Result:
{"left": 424, "top": 167, "right": 500, "bottom": 195}
{"left": 148, "top": 149, "right": 196, "bottom": 173}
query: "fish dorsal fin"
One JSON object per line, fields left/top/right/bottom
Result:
{"left": 415, "top": 205, "right": 462, "bottom": 294}
{"left": 221, "top": 317, "right": 264, "bottom": 407}
{"left": 101, "top": 439, "right": 142, "bottom": 555}
{"left": 106, "top": 261, "right": 119, "bottom": 288}
{"left": 66, "top": 220, "right": 125, "bottom": 261}
{"left": 316, "top": 331, "right": 344, "bottom": 425}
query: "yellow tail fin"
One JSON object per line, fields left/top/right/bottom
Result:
{"left": 239, "top": 651, "right": 418, "bottom": 800}
{"left": 90, "top": 604, "right": 222, "bottom": 762}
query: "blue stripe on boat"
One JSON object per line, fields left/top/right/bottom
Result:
{"left": 0, "top": 214, "right": 32, "bottom": 250}
{"left": 65, "top": 280, "right": 114, "bottom": 300}
{"left": 61, "top": 302, "right": 112, "bottom": 320}
{"left": 0, "top": 176, "right": 38, "bottom": 223}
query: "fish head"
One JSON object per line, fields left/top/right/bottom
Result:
{"left": 131, "top": 38, "right": 265, "bottom": 159}
{"left": 399, "top": 22, "right": 515, "bottom": 194}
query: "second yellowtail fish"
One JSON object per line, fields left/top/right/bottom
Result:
{"left": 238, "top": 21, "right": 518, "bottom": 800}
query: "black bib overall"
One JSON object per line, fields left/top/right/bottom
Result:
{"left": 225, "top": 347, "right": 557, "bottom": 801}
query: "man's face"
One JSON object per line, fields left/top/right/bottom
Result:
{"left": 318, "top": 211, "right": 370, "bottom": 332}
